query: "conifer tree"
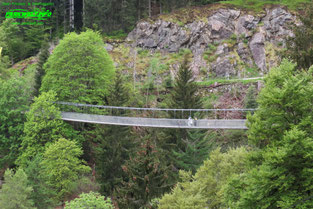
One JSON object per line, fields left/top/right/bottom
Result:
{"left": 285, "top": 1, "right": 313, "bottom": 70}
{"left": 173, "top": 130, "right": 214, "bottom": 173}
{"left": 25, "top": 154, "right": 57, "bottom": 209}
{"left": 167, "top": 53, "right": 202, "bottom": 116}
{"left": 94, "top": 71, "right": 134, "bottom": 195}
{"left": 244, "top": 85, "right": 258, "bottom": 109}
{"left": 165, "top": 53, "right": 202, "bottom": 147}
{"left": 164, "top": 54, "right": 207, "bottom": 172}
{"left": 108, "top": 71, "right": 130, "bottom": 107}
{"left": 34, "top": 38, "right": 50, "bottom": 97}
{"left": 117, "top": 133, "right": 172, "bottom": 209}
{"left": 0, "top": 169, "right": 35, "bottom": 209}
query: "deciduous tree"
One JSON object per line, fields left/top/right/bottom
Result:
{"left": 159, "top": 147, "right": 249, "bottom": 209}
{"left": 40, "top": 30, "right": 115, "bottom": 104}
{"left": 247, "top": 59, "right": 313, "bottom": 147}
{"left": 17, "top": 91, "right": 80, "bottom": 167}
{"left": 40, "top": 138, "right": 91, "bottom": 201}
{"left": 0, "top": 75, "right": 32, "bottom": 169}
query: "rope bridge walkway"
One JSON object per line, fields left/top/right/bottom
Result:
{"left": 55, "top": 102, "right": 256, "bottom": 129}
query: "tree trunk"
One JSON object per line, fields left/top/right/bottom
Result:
{"left": 69, "top": 0, "right": 74, "bottom": 31}
{"left": 63, "top": 0, "right": 66, "bottom": 34}
{"left": 148, "top": 0, "right": 151, "bottom": 17}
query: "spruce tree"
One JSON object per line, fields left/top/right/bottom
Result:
{"left": 94, "top": 71, "right": 134, "bottom": 195}
{"left": 285, "top": 1, "right": 313, "bottom": 70}
{"left": 25, "top": 154, "right": 57, "bottom": 209}
{"left": 108, "top": 71, "right": 130, "bottom": 107}
{"left": 244, "top": 85, "right": 258, "bottom": 109}
{"left": 0, "top": 169, "right": 35, "bottom": 209}
{"left": 117, "top": 133, "right": 172, "bottom": 209}
{"left": 165, "top": 53, "right": 202, "bottom": 147}
{"left": 173, "top": 130, "right": 214, "bottom": 173}
{"left": 34, "top": 38, "right": 50, "bottom": 97}
{"left": 167, "top": 53, "right": 202, "bottom": 117}
{"left": 164, "top": 53, "right": 208, "bottom": 172}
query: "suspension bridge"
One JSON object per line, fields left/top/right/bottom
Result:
{"left": 56, "top": 102, "right": 255, "bottom": 129}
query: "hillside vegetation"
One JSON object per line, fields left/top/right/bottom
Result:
{"left": 1, "top": 0, "right": 313, "bottom": 208}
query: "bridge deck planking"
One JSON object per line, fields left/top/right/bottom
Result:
{"left": 61, "top": 112, "right": 248, "bottom": 129}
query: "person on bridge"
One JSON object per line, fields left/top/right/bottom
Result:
{"left": 188, "top": 116, "right": 194, "bottom": 127}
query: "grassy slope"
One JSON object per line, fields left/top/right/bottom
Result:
{"left": 223, "top": 0, "right": 310, "bottom": 12}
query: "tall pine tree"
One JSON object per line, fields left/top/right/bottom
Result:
{"left": 244, "top": 85, "right": 258, "bottom": 109}
{"left": 164, "top": 54, "right": 211, "bottom": 173}
{"left": 0, "top": 169, "right": 35, "bottom": 209}
{"left": 173, "top": 130, "right": 214, "bottom": 173}
{"left": 94, "top": 71, "right": 134, "bottom": 195}
{"left": 285, "top": 1, "right": 313, "bottom": 70}
{"left": 34, "top": 37, "right": 50, "bottom": 97}
{"left": 117, "top": 131, "right": 172, "bottom": 209}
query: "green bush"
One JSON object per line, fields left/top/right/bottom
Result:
{"left": 65, "top": 192, "right": 113, "bottom": 209}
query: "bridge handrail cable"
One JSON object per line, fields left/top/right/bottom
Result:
{"left": 54, "top": 101, "right": 257, "bottom": 112}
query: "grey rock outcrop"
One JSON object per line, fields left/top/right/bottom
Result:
{"left": 127, "top": 6, "right": 296, "bottom": 78}
{"left": 249, "top": 33, "right": 266, "bottom": 72}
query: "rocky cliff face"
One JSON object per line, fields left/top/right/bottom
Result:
{"left": 125, "top": 6, "right": 296, "bottom": 79}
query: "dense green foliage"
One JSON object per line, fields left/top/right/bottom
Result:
{"left": 223, "top": 60, "right": 313, "bottom": 208}
{"left": 0, "top": 75, "right": 33, "bottom": 168}
{"left": 65, "top": 192, "right": 113, "bottom": 209}
{"left": 225, "top": 128, "right": 313, "bottom": 208}
{"left": 94, "top": 71, "right": 134, "bottom": 195}
{"left": 17, "top": 91, "right": 79, "bottom": 167}
{"left": 159, "top": 147, "right": 249, "bottom": 208}
{"left": 2, "top": 0, "right": 313, "bottom": 208}
{"left": 25, "top": 154, "right": 56, "bottom": 209}
{"left": 247, "top": 60, "right": 313, "bottom": 147}
{"left": 40, "top": 30, "right": 115, "bottom": 103}
{"left": 0, "top": 169, "right": 35, "bottom": 209}
{"left": 34, "top": 38, "right": 50, "bottom": 97}
{"left": 285, "top": 1, "right": 313, "bottom": 70}
{"left": 40, "top": 138, "right": 91, "bottom": 201}
{"left": 164, "top": 54, "right": 210, "bottom": 173}
{"left": 172, "top": 130, "right": 213, "bottom": 173}
{"left": 223, "top": 0, "right": 310, "bottom": 11}
{"left": 244, "top": 85, "right": 258, "bottom": 109}
{"left": 117, "top": 133, "right": 172, "bottom": 209}
{"left": 0, "top": 19, "right": 46, "bottom": 63}
{"left": 84, "top": 0, "right": 223, "bottom": 33}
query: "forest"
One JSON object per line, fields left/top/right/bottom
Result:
{"left": 1, "top": 0, "right": 313, "bottom": 208}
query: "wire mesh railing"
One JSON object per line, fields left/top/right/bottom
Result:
{"left": 54, "top": 101, "right": 256, "bottom": 120}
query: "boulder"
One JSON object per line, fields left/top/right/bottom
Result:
{"left": 249, "top": 33, "right": 266, "bottom": 72}
{"left": 236, "top": 15, "right": 260, "bottom": 36}
{"left": 211, "top": 56, "right": 237, "bottom": 77}
{"left": 104, "top": 43, "right": 114, "bottom": 52}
